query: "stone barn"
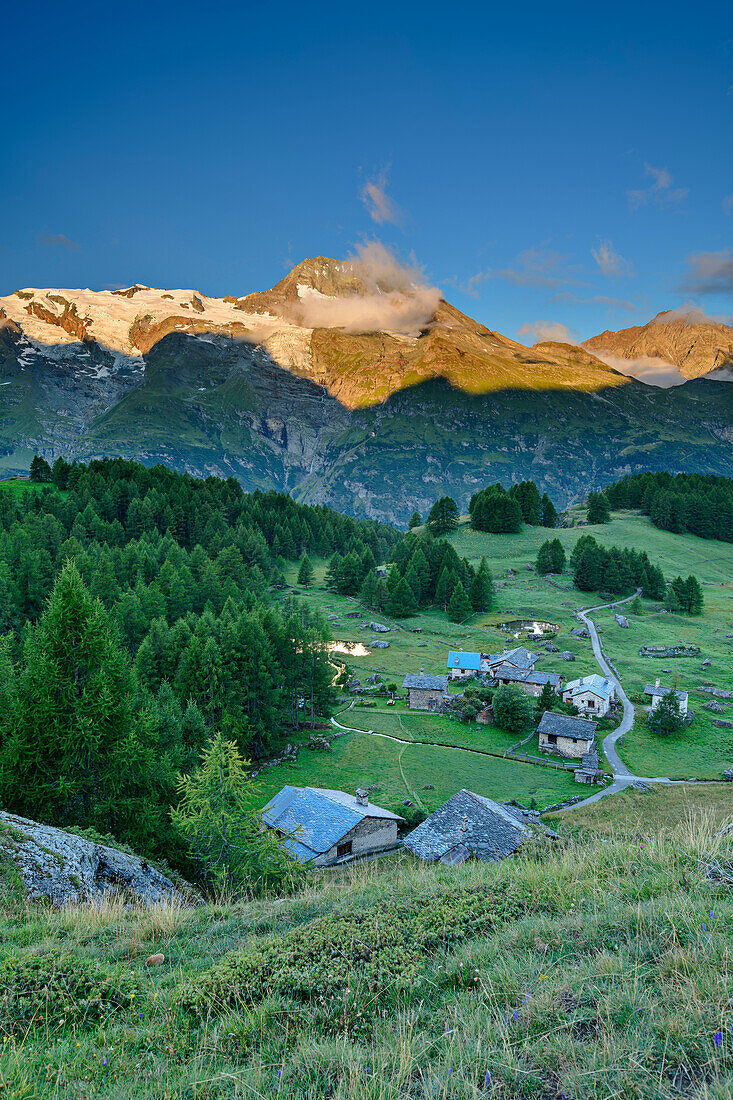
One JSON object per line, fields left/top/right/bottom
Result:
{"left": 537, "top": 712, "right": 597, "bottom": 758}
{"left": 402, "top": 789, "right": 531, "bottom": 865}
{"left": 403, "top": 672, "right": 450, "bottom": 710}
{"left": 262, "top": 786, "right": 404, "bottom": 867}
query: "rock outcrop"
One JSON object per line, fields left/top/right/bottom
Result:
{"left": 0, "top": 811, "right": 190, "bottom": 906}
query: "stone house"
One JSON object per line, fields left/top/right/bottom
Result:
{"left": 485, "top": 646, "right": 538, "bottom": 675}
{"left": 562, "top": 674, "right": 616, "bottom": 717}
{"left": 402, "top": 789, "right": 531, "bottom": 865}
{"left": 403, "top": 672, "right": 450, "bottom": 710}
{"left": 262, "top": 786, "right": 404, "bottom": 867}
{"left": 537, "top": 711, "right": 597, "bottom": 758}
{"left": 491, "top": 665, "right": 562, "bottom": 698}
{"left": 644, "top": 679, "right": 689, "bottom": 716}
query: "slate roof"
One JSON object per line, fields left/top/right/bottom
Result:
{"left": 403, "top": 673, "right": 450, "bottom": 691}
{"left": 537, "top": 712, "right": 597, "bottom": 741}
{"left": 487, "top": 646, "right": 538, "bottom": 670}
{"left": 563, "top": 674, "right": 615, "bottom": 701}
{"left": 263, "top": 786, "right": 403, "bottom": 863}
{"left": 447, "top": 650, "right": 481, "bottom": 671}
{"left": 492, "top": 666, "right": 561, "bottom": 688}
{"left": 644, "top": 685, "right": 688, "bottom": 701}
{"left": 402, "top": 789, "right": 530, "bottom": 864}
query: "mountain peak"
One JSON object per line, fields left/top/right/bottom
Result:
{"left": 583, "top": 310, "right": 733, "bottom": 379}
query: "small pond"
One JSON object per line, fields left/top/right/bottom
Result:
{"left": 327, "top": 641, "right": 372, "bottom": 657}
{"left": 498, "top": 619, "right": 560, "bottom": 638}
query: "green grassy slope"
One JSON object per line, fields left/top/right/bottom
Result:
{"left": 1, "top": 789, "right": 731, "bottom": 1099}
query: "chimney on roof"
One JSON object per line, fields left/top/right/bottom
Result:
{"left": 655, "top": 678, "right": 661, "bottom": 689}
{"left": 420, "top": 667, "right": 424, "bottom": 674}
{"left": 355, "top": 788, "right": 369, "bottom": 808}
{"left": 461, "top": 814, "right": 469, "bottom": 834}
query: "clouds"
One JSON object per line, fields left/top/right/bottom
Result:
{"left": 627, "top": 163, "right": 688, "bottom": 210}
{"left": 678, "top": 250, "right": 733, "bottom": 296}
{"left": 286, "top": 241, "right": 441, "bottom": 337}
{"left": 554, "top": 291, "right": 637, "bottom": 312}
{"left": 590, "top": 351, "right": 687, "bottom": 388}
{"left": 517, "top": 320, "right": 579, "bottom": 345}
{"left": 36, "top": 233, "right": 80, "bottom": 251}
{"left": 359, "top": 171, "right": 403, "bottom": 227}
{"left": 591, "top": 239, "right": 633, "bottom": 277}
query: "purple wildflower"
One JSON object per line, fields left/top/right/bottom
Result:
{"left": 703, "top": 923, "right": 707, "bottom": 932}
{"left": 484, "top": 1070, "right": 492, "bottom": 1088}
{"left": 102, "top": 1059, "right": 107, "bottom": 1066}
{"left": 513, "top": 1009, "right": 519, "bottom": 1021}
{"left": 710, "top": 910, "right": 715, "bottom": 920}
{"left": 714, "top": 1031, "right": 723, "bottom": 1048}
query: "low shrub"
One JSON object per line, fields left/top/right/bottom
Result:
{"left": 177, "top": 884, "right": 523, "bottom": 1017}
{"left": 0, "top": 951, "right": 136, "bottom": 1033}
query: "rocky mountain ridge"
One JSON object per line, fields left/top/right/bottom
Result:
{"left": 582, "top": 309, "right": 733, "bottom": 380}
{"left": 0, "top": 264, "right": 731, "bottom": 523}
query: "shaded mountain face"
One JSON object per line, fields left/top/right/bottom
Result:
{"left": 583, "top": 310, "right": 733, "bottom": 380}
{"left": 0, "top": 268, "right": 731, "bottom": 524}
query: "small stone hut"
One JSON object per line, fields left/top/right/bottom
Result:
{"left": 403, "top": 672, "right": 450, "bottom": 711}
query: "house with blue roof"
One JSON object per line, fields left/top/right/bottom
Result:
{"left": 447, "top": 650, "right": 482, "bottom": 679}
{"left": 262, "top": 786, "right": 404, "bottom": 867}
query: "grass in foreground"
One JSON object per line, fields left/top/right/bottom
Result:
{"left": 1, "top": 789, "right": 731, "bottom": 1099}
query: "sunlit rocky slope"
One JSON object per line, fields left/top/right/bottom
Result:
{"left": 0, "top": 259, "right": 731, "bottom": 523}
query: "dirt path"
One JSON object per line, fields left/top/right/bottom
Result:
{"left": 560, "top": 590, "right": 676, "bottom": 811}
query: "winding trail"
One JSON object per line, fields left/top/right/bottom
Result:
{"left": 560, "top": 589, "right": 675, "bottom": 811}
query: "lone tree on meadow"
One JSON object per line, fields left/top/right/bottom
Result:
{"left": 426, "top": 496, "right": 460, "bottom": 536}
{"left": 586, "top": 491, "right": 611, "bottom": 525}
{"left": 648, "top": 690, "right": 685, "bottom": 736}
{"left": 29, "top": 455, "right": 52, "bottom": 483}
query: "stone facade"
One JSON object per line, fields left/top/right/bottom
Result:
{"left": 408, "top": 687, "right": 447, "bottom": 710}
{"left": 538, "top": 731, "right": 591, "bottom": 758}
{"left": 313, "top": 815, "right": 399, "bottom": 867}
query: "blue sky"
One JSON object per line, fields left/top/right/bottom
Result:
{"left": 1, "top": 0, "right": 731, "bottom": 343}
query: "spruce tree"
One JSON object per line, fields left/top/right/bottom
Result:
{"left": 29, "top": 455, "right": 52, "bottom": 483}
{"left": 541, "top": 493, "right": 558, "bottom": 528}
{"left": 448, "top": 581, "right": 472, "bottom": 622}
{"left": 386, "top": 577, "right": 417, "bottom": 618}
{"left": 470, "top": 558, "right": 493, "bottom": 612}
{"left": 648, "top": 690, "right": 684, "bottom": 736}
{"left": 586, "top": 492, "right": 611, "bottom": 524}
{"left": 684, "top": 574, "right": 704, "bottom": 615}
{"left": 297, "top": 554, "right": 314, "bottom": 587}
{"left": 426, "top": 496, "right": 459, "bottom": 536}
{"left": 1, "top": 561, "right": 135, "bottom": 829}
{"left": 408, "top": 511, "right": 422, "bottom": 529}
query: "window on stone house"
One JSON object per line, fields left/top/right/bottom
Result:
{"left": 337, "top": 841, "right": 353, "bottom": 858}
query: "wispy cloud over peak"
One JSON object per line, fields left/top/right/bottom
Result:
{"left": 359, "top": 171, "right": 403, "bottom": 226}
{"left": 517, "top": 320, "right": 579, "bottom": 345}
{"left": 591, "top": 239, "right": 634, "bottom": 277}
{"left": 35, "top": 233, "right": 80, "bottom": 252}
{"left": 627, "top": 163, "right": 688, "bottom": 210}
{"left": 679, "top": 249, "right": 733, "bottom": 296}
